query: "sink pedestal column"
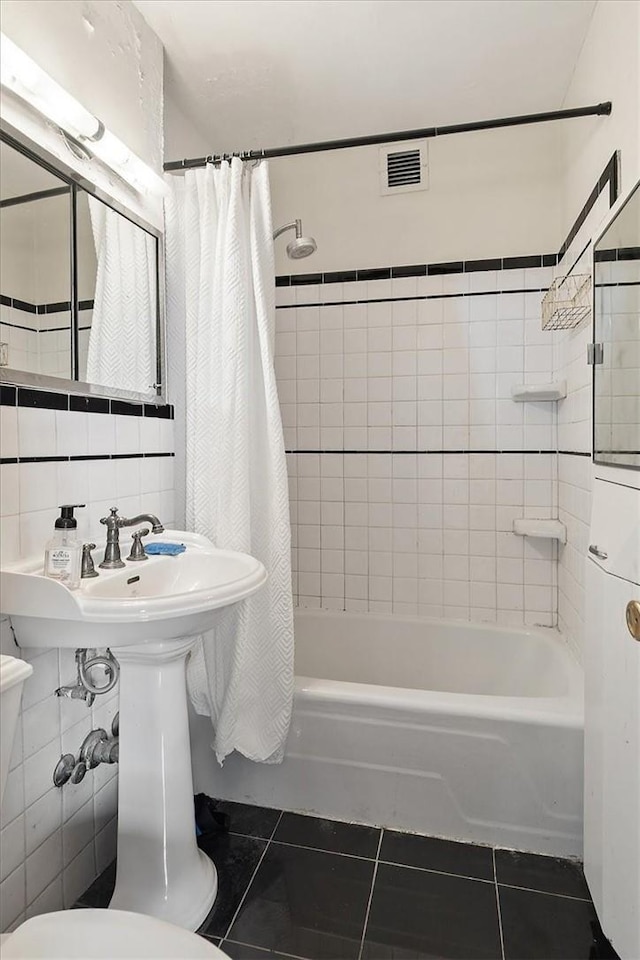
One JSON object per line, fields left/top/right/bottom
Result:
{"left": 109, "top": 638, "right": 217, "bottom": 931}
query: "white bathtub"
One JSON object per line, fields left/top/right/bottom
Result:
{"left": 191, "top": 610, "right": 584, "bottom": 856}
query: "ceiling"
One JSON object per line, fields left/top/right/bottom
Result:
{"left": 134, "top": 0, "right": 597, "bottom": 160}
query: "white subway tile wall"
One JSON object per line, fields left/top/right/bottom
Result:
{"left": 277, "top": 266, "right": 560, "bottom": 627}
{"left": 0, "top": 303, "right": 36, "bottom": 377}
{"left": 592, "top": 262, "right": 640, "bottom": 465}
{"left": 552, "top": 301, "right": 592, "bottom": 662}
{"left": 0, "top": 404, "right": 175, "bottom": 931}
{"left": 0, "top": 306, "right": 73, "bottom": 380}
{"left": 557, "top": 453, "right": 592, "bottom": 662}
{"left": 550, "top": 192, "right": 609, "bottom": 663}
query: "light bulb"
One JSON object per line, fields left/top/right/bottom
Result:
{"left": 89, "top": 129, "right": 166, "bottom": 194}
{"left": 0, "top": 33, "right": 166, "bottom": 196}
{"left": 1, "top": 34, "right": 101, "bottom": 141}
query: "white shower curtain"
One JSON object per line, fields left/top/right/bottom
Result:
{"left": 165, "top": 159, "right": 294, "bottom": 764}
{"left": 86, "top": 196, "right": 157, "bottom": 395}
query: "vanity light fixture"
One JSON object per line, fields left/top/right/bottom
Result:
{"left": 0, "top": 33, "right": 165, "bottom": 195}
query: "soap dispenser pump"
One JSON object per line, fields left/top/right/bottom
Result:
{"left": 44, "top": 504, "right": 85, "bottom": 590}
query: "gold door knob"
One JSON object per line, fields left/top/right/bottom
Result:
{"left": 626, "top": 600, "right": 640, "bottom": 641}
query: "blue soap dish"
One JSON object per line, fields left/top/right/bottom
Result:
{"left": 145, "top": 542, "right": 186, "bottom": 556}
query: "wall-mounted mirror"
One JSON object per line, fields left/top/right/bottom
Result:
{"left": 76, "top": 189, "right": 159, "bottom": 395}
{"left": 0, "top": 130, "right": 163, "bottom": 401}
{"left": 593, "top": 181, "right": 640, "bottom": 470}
{"left": 0, "top": 140, "right": 73, "bottom": 379}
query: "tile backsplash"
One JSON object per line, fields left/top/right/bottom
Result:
{"left": 275, "top": 264, "right": 562, "bottom": 627}
{"left": 0, "top": 390, "right": 175, "bottom": 932}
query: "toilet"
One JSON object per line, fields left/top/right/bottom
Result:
{"left": 0, "top": 654, "right": 225, "bottom": 959}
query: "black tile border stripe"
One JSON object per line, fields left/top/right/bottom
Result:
{"left": 111, "top": 399, "right": 143, "bottom": 417}
{"left": 17, "top": 387, "right": 68, "bottom": 410}
{"left": 0, "top": 295, "right": 94, "bottom": 315}
{"left": 0, "top": 318, "right": 41, "bottom": 333}
{"left": 276, "top": 286, "right": 546, "bottom": 310}
{"left": 556, "top": 152, "right": 618, "bottom": 263}
{"left": 595, "top": 245, "right": 640, "bottom": 263}
{"left": 11, "top": 298, "right": 37, "bottom": 314}
{"left": 40, "top": 301, "right": 72, "bottom": 315}
{"left": 0, "top": 385, "right": 16, "bottom": 405}
{"left": 276, "top": 256, "right": 555, "bottom": 287}
{"left": 0, "top": 385, "right": 174, "bottom": 418}
{"left": 0, "top": 452, "right": 175, "bottom": 466}
{"left": 595, "top": 449, "right": 640, "bottom": 456}
{"left": 594, "top": 277, "right": 640, "bottom": 289}
{"left": 285, "top": 449, "right": 563, "bottom": 456}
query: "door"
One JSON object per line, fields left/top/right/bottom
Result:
{"left": 584, "top": 526, "right": 640, "bottom": 958}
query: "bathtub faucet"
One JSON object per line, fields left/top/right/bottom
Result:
{"left": 99, "top": 507, "right": 164, "bottom": 569}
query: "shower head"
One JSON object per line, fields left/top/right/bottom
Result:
{"left": 273, "top": 218, "right": 317, "bottom": 260}
{"left": 286, "top": 234, "right": 317, "bottom": 259}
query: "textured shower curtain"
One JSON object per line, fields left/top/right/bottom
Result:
{"left": 165, "top": 159, "right": 294, "bottom": 764}
{"left": 86, "top": 196, "right": 156, "bottom": 395}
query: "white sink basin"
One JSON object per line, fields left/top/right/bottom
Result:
{"left": 0, "top": 530, "right": 267, "bottom": 648}
{"left": 0, "top": 528, "right": 268, "bottom": 931}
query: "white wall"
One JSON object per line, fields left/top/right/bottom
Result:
{"left": 163, "top": 90, "right": 565, "bottom": 274}
{"left": 163, "top": 84, "right": 208, "bottom": 163}
{"left": 268, "top": 0, "right": 640, "bottom": 659}
{"left": 560, "top": 0, "right": 640, "bottom": 235}
{"left": 553, "top": 0, "right": 640, "bottom": 661}
{"left": 0, "top": 196, "right": 73, "bottom": 377}
{"left": 277, "top": 265, "right": 558, "bottom": 626}
{"left": 0, "top": 0, "right": 164, "bottom": 228}
{"left": 0, "top": 0, "right": 168, "bottom": 932}
{"left": 269, "top": 124, "right": 563, "bottom": 275}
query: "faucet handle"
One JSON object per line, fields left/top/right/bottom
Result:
{"left": 81, "top": 543, "right": 99, "bottom": 579}
{"left": 127, "top": 528, "right": 150, "bottom": 562}
{"left": 100, "top": 507, "right": 120, "bottom": 526}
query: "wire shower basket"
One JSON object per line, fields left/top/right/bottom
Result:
{"left": 541, "top": 273, "right": 591, "bottom": 330}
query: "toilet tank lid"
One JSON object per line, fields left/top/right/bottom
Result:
{"left": 1, "top": 909, "right": 226, "bottom": 959}
{"left": 0, "top": 655, "right": 33, "bottom": 694}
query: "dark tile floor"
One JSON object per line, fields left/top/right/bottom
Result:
{"left": 77, "top": 800, "right": 617, "bottom": 960}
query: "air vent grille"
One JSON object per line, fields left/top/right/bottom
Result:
{"left": 379, "top": 141, "right": 428, "bottom": 196}
{"left": 387, "top": 149, "right": 421, "bottom": 188}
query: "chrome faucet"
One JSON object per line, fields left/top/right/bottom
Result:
{"left": 99, "top": 507, "right": 164, "bottom": 569}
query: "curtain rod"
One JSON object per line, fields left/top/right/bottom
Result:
{"left": 0, "top": 185, "right": 71, "bottom": 208}
{"left": 164, "top": 101, "right": 612, "bottom": 172}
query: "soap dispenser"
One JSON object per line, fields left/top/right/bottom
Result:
{"left": 44, "top": 504, "right": 85, "bottom": 589}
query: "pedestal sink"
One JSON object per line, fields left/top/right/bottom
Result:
{"left": 0, "top": 531, "right": 267, "bottom": 931}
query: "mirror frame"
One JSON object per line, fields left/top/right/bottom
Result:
{"left": 592, "top": 178, "right": 640, "bottom": 472}
{"left": 0, "top": 120, "right": 166, "bottom": 405}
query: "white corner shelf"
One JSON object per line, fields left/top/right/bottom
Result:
{"left": 511, "top": 381, "right": 567, "bottom": 402}
{"left": 512, "top": 518, "right": 567, "bottom": 544}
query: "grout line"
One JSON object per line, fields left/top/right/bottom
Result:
{"left": 496, "top": 881, "right": 593, "bottom": 902}
{"left": 275, "top": 287, "right": 549, "bottom": 310}
{"left": 357, "top": 827, "right": 383, "bottom": 960}
{"left": 221, "top": 939, "right": 311, "bottom": 960}
{"left": 221, "top": 810, "right": 284, "bottom": 942}
{"left": 378, "top": 858, "right": 495, "bottom": 884}
{"left": 268, "top": 837, "right": 379, "bottom": 863}
{"left": 493, "top": 848, "right": 506, "bottom": 960}
{"left": 228, "top": 829, "right": 280, "bottom": 841}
